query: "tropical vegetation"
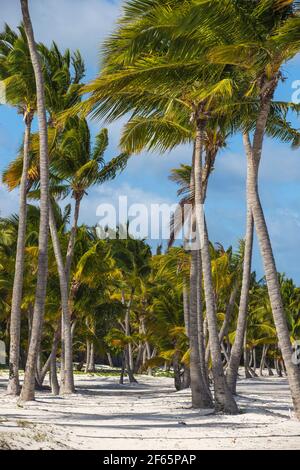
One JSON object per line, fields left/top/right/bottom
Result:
{"left": 0, "top": 0, "right": 300, "bottom": 424}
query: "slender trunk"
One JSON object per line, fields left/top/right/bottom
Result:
{"left": 65, "top": 195, "right": 82, "bottom": 284}
{"left": 88, "top": 342, "right": 95, "bottom": 372}
{"left": 182, "top": 364, "right": 191, "bottom": 389}
{"left": 221, "top": 341, "right": 230, "bottom": 366}
{"left": 26, "top": 304, "right": 33, "bottom": 364}
{"left": 123, "top": 290, "right": 137, "bottom": 382}
{"left": 119, "top": 352, "right": 125, "bottom": 384}
{"left": 107, "top": 352, "right": 113, "bottom": 368}
{"left": 7, "top": 113, "right": 33, "bottom": 395}
{"left": 226, "top": 148, "right": 254, "bottom": 393}
{"left": 189, "top": 249, "right": 213, "bottom": 408}
{"left": 276, "top": 358, "right": 283, "bottom": 377}
{"left": 40, "top": 324, "right": 60, "bottom": 390}
{"left": 247, "top": 127, "right": 300, "bottom": 418}
{"left": 183, "top": 282, "right": 190, "bottom": 338}
{"left": 35, "top": 353, "right": 43, "bottom": 388}
{"left": 266, "top": 354, "right": 274, "bottom": 376}
{"left": 194, "top": 118, "right": 237, "bottom": 413}
{"left": 59, "top": 196, "right": 81, "bottom": 391}
{"left": 50, "top": 352, "right": 59, "bottom": 395}
{"left": 134, "top": 343, "right": 144, "bottom": 374}
{"left": 196, "top": 250, "right": 210, "bottom": 390}
{"left": 188, "top": 145, "right": 212, "bottom": 407}
{"left": 219, "top": 282, "right": 239, "bottom": 344}
{"left": 243, "top": 329, "right": 251, "bottom": 378}
{"left": 60, "top": 314, "right": 65, "bottom": 386}
{"left": 182, "top": 281, "right": 191, "bottom": 388}
{"left": 85, "top": 340, "right": 90, "bottom": 373}
{"left": 19, "top": 0, "right": 49, "bottom": 402}
{"left": 260, "top": 345, "right": 267, "bottom": 376}
{"left": 49, "top": 205, "right": 74, "bottom": 394}
{"left": 173, "top": 352, "right": 182, "bottom": 391}
{"left": 71, "top": 320, "right": 77, "bottom": 341}
{"left": 253, "top": 348, "right": 257, "bottom": 375}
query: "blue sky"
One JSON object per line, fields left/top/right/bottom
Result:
{"left": 0, "top": 0, "right": 300, "bottom": 283}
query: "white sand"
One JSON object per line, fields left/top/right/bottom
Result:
{"left": 0, "top": 371, "right": 300, "bottom": 450}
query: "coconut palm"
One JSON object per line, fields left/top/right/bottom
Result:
{"left": 204, "top": 0, "right": 300, "bottom": 413}
{"left": 85, "top": 0, "right": 300, "bottom": 415}
{"left": 19, "top": 0, "right": 50, "bottom": 402}
{"left": 0, "top": 24, "right": 37, "bottom": 395}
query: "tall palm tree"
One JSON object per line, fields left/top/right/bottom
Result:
{"left": 19, "top": 0, "right": 50, "bottom": 402}
{"left": 0, "top": 24, "right": 36, "bottom": 395}
{"left": 207, "top": 0, "right": 300, "bottom": 415}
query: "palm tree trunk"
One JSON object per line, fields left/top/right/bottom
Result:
{"left": 123, "top": 290, "right": 136, "bottom": 382}
{"left": 183, "top": 281, "right": 190, "bottom": 338}
{"left": 47, "top": 325, "right": 60, "bottom": 394}
{"left": 194, "top": 117, "right": 237, "bottom": 413}
{"left": 141, "top": 318, "right": 152, "bottom": 376}
{"left": 189, "top": 249, "right": 213, "bottom": 408}
{"left": 243, "top": 328, "right": 251, "bottom": 378}
{"left": 219, "top": 281, "right": 239, "bottom": 345}
{"left": 19, "top": 0, "right": 49, "bottom": 402}
{"left": 196, "top": 250, "right": 211, "bottom": 394}
{"left": 107, "top": 352, "right": 113, "bottom": 367}
{"left": 49, "top": 204, "right": 74, "bottom": 394}
{"left": 246, "top": 125, "right": 300, "bottom": 418}
{"left": 59, "top": 195, "right": 81, "bottom": 390}
{"left": 88, "top": 342, "right": 95, "bottom": 372}
{"left": 7, "top": 112, "right": 33, "bottom": 395}
{"left": 85, "top": 340, "right": 90, "bottom": 373}
{"left": 65, "top": 195, "right": 82, "bottom": 284}
{"left": 173, "top": 351, "right": 182, "bottom": 391}
{"left": 226, "top": 158, "right": 254, "bottom": 393}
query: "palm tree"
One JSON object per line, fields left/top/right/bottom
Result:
{"left": 19, "top": 0, "right": 50, "bottom": 402}
{"left": 207, "top": 0, "right": 300, "bottom": 415}
{"left": 0, "top": 24, "right": 36, "bottom": 395}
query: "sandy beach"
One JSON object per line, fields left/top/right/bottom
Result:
{"left": 0, "top": 372, "right": 299, "bottom": 450}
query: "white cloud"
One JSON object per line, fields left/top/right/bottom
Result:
{"left": 0, "top": 0, "right": 122, "bottom": 71}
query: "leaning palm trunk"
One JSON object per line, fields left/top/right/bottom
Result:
{"left": 19, "top": 0, "right": 49, "bottom": 402}
{"left": 245, "top": 81, "right": 300, "bottom": 418}
{"left": 7, "top": 112, "right": 33, "bottom": 395}
{"left": 49, "top": 205, "right": 74, "bottom": 394}
{"left": 219, "top": 281, "right": 239, "bottom": 345}
{"left": 48, "top": 325, "right": 60, "bottom": 394}
{"left": 247, "top": 146, "right": 300, "bottom": 418}
{"left": 226, "top": 158, "right": 254, "bottom": 393}
{"left": 194, "top": 117, "right": 237, "bottom": 414}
